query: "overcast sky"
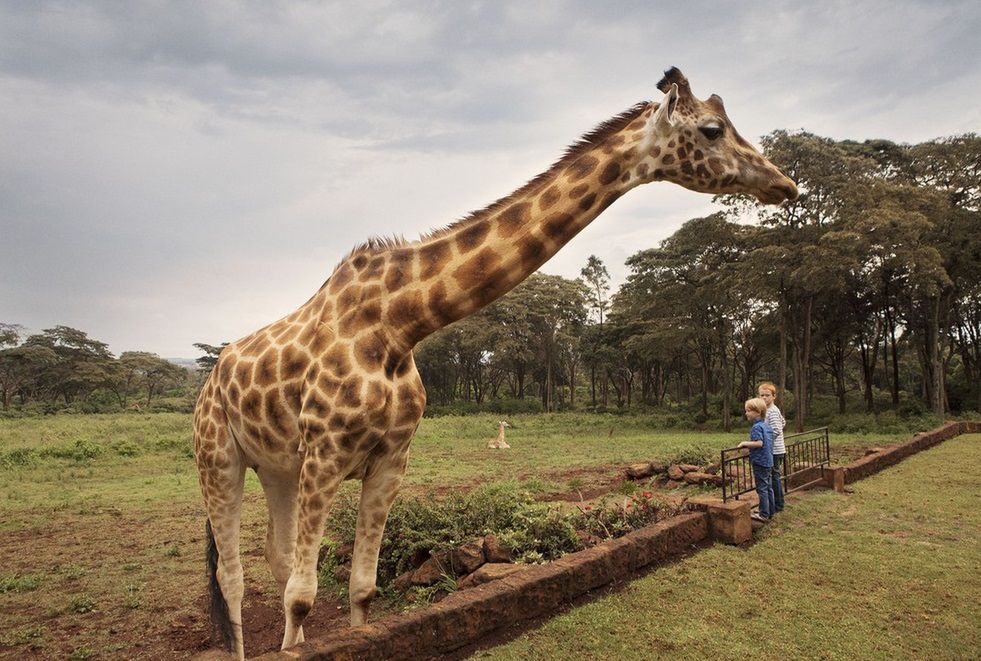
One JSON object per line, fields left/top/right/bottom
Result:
{"left": 2, "top": 0, "right": 979, "bottom": 358}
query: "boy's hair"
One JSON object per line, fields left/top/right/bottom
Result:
{"left": 744, "top": 398, "right": 768, "bottom": 417}
{"left": 757, "top": 381, "right": 777, "bottom": 397}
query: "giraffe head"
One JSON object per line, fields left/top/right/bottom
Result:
{"left": 636, "top": 67, "right": 797, "bottom": 205}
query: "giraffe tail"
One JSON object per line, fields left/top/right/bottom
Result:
{"left": 205, "top": 518, "right": 235, "bottom": 651}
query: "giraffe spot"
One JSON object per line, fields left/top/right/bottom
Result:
{"left": 384, "top": 353, "right": 400, "bottom": 378}
{"left": 636, "top": 163, "right": 650, "bottom": 177}
{"left": 339, "top": 302, "right": 381, "bottom": 336}
{"left": 284, "top": 382, "right": 302, "bottom": 415}
{"left": 619, "top": 171, "right": 630, "bottom": 183}
{"left": 542, "top": 212, "right": 574, "bottom": 240}
{"left": 664, "top": 169, "right": 678, "bottom": 177}
{"left": 328, "top": 412, "right": 348, "bottom": 429}
{"left": 302, "top": 419, "right": 326, "bottom": 437}
{"left": 708, "top": 158, "right": 725, "bottom": 175}
{"left": 579, "top": 193, "right": 597, "bottom": 211}
{"left": 337, "top": 378, "right": 363, "bottom": 408}
{"left": 681, "top": 161, "right": 695, "bottom": 176}
{"left": 228, "top": 382, "right": 241, "bottom": 403}
{"left": 254, "top": 348, "right": 279, "bottom": 387}
{"left": 497, "top": 202, "right": 531, "bottom": 238}
{"left": 419, "top": 241, "right": 450, "bottom": 280}
{"left": 339, "top": 431, "right": 359, "bottom": 451}
{"left": 567, "top": 155, "right": 599, "bottom": 182}
{"left": 653, "top": 168, "right": 664, "bottom": 179}
{"left": 235, "top": 360, "right": 255, "bottom": 388}
{"left": 307, "top": 328, "right": 331, "bottom": 355}
{"left": 280, "top": 346, "right": 308, "bottom": 381}
{"left": 322, "top": 344, "right": 352, "bottom": 377}
{"left": 218, "top": 354, "right": 236, "bottom": 382}
{"left": 662, "top": 154, "right": 675, "bottom": 165}
{"left": 651, "top": 146, "right": 661, "bottom": 158}
{"left": 677, "top": 146, "right": 687, "bottom": 159}
{"left": 304, "top": 389, "right": 331, "bottom": 417}
{"left": 668, "top": 140, "right": 676, "bottom": 149}
{"left": 598, "top": 161, "right": 621, "bottom": 185}
{"left": 395, "top": 357, "right": 413, "bottom": 377}
{"left": 568, "top": 183, "right": 589, "bottom": 199}
{"left": 453, "top": 247, "right": 503, "bottom": 292}
{"left": 428, "top": 281, "right": 456, "bottom": 324}
{"left": 597, "top": 191, "right": 622, "bottom": 213}
{"left": 241, "top": 389, "right": 262, "bottom": 421}
{"left": 354, "top": 335, "right": 386, "bottom": 371}
{"left": 539, "top": 185, "right": 561, "bottom": 211}
{"left": 317, "top": 373, "right": 341, "bottom": 398}
{"left": 327, "top": 263, "right": 355, "bottom": 294}
{"left": 693, "top": 149, "right": 704, "bottom": 161}
{"left": 297, "top": 324, "right": 318, "bottom": 348}
{"left": 352, "top": 255, "right": 368, "bottom": 270}
{"left": 696, "top": 164, "right": 711, "bottom": 179}
{"left": 519, "top": 236, "right": 547, "bottom": 270}
{"left": 456, "top": 222, "right": 490, "bottom": 253}
{"left": 471, "top": 268, "right": 509, "bottom": 308}
{"left": 384, "top": 253, "right": 413, "bottom": 292}
{"left": 722, "top": 174, "right": 737, "bottom": 187}
{"left": 363, "top": 256, "right": 385, "bottom": 280}
{"left": 264, "top": 392, "right": 291, "bottom": 435}
{"left": 388, "top": 291, "right": 424, "bottom": 330}
{"left": 337, "top": 285, "right": 361, "bottom": 314}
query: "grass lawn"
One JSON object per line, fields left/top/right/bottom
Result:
{"left": 0, "top": 412, "right": 936, "bottom": 659}
{"left": 474, "top": 433, "right": 981, "bottom": 660}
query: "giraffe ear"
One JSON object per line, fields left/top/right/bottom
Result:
{"left": 652, "top": 83, "right": 678, "bottom": 129}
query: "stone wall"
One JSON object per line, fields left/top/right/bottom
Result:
{"left": 250, "top": 512, "right": 708, "bottom": 661}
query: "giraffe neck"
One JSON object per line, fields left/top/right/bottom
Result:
{"left": 390, "top": 102, "right": 656, "bottom": 345}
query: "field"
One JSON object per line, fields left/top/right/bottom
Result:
{"left": 477, "top": 433, "right": 981, "bottom": 660}
{"left": 0, "top": 412, "right": 922, "bottom": 659}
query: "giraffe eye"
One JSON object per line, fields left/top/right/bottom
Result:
{"left": 699, "top": 124, "right": 724, "bottom": 140}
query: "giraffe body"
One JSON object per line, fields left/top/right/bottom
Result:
{"left": 487, "top": 420, "right": 511, "bottom": 449}
{"left": 194, "top": 67, "right": 798, "bottom": 658}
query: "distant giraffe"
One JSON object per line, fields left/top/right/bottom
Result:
{"left": 194, "top": 67, "right": 798, "bottom": 659}
{"left": 487, "top": 420, "right": 511, "bottom": 449}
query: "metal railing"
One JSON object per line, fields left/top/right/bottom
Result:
{"left": 721, "top": 427, "right": 830, "bottom": 502}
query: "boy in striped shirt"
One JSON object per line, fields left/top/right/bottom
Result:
{"left": 758, "top": 382, "right": 786, "bottom": 514}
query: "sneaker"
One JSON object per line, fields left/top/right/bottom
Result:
{"left": 750, "top": 513, "right": 769, "bottom": 522}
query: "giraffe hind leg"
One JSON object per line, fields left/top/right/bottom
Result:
{"left": 195, "top": 414, "right": 247, "bottom": 659}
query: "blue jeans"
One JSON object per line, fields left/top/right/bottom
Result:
{"left": 752, "top": 462, "right": 774, "bottom": 519}
{"left": 770, "top": 454, "right": 785, "bottom": 513}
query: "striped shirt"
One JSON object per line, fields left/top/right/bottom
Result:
{"left": 766, "top": 404, "right": 786, "bottom": 455}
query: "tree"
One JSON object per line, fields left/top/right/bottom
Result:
{"left": 193, "top": 342, "right": 229, "bottom": 375}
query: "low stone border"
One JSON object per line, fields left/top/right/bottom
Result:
{"left": 822, "top": 420, "right": 980, "bottom": 490}
{"left": 251, "top": 511, "right": 709, "bottom": 660}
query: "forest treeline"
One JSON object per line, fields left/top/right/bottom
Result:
{"left": 2, "top": 131, "right": 978, "bottom": 429}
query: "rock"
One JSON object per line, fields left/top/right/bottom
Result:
{"left": 451, "top": 540, "right": 485, "bottom": 576}
{"left": 684, "top": 472, "right": 724, "bottom": 486}
{"left": 333, "top": 564, "right": 351, "bottom": 583}
{"left": 667, "top": 465, "right": 685, "bottom": 480}
{"left": 393, "top": 569, "right": 416, "bottom": 592}
{"left": 679, "top": 463, "right": 701, "bottom": 473}
{"left": 864, "top": 447, "right": 884, "bottom": 456}
{"left": 649, "top": 461, "right": 669, "bottom": 474}
{"left": 483, "top": 535, "right": 512, "bottom": 563}
{"left": 704, "top": 462, "right": 721, "bottom": 475}
{"left": 457, "top": 563, "right": 526, "bottom": 589}
{"left": 626, "top": 462, "right": 656, "bottom": 479}
{"left": 575, "top": 530, "right": 602, "bottom": 548}
{"left": 411, "top": 552, "right": 451, "bottom": 586}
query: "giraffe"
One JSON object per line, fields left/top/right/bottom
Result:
{"left": 193, "top": 67, "right": 798, "bottom": 658}
{"left": 487, "top": 420, "right": 511, "bottom": 449}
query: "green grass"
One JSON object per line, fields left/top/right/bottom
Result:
{"left": 0, "top": 411, "right": 939, "bottom": 659}
{"left": 476, "top": 433, "right": 981, "bottom": 660}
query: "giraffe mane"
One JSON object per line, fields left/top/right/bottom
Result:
{"left": 334, "top": 100, "right": 650, "bottom": 268}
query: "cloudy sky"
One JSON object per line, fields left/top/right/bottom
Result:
{"left": 2, "top": 0, "right": 979, "bottom": 358}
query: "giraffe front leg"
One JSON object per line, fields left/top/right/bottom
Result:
{"left": 281, "top": 446, "right": 343, "bottom": 651}
{"left": 349, "top": 443, "right": 410, "bottom": 626}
